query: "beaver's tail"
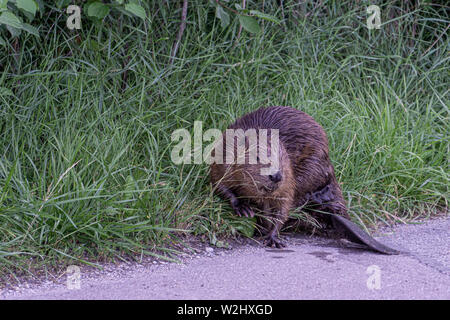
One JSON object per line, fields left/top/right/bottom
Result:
{"left": 305, "top": 182, "right": 401, "bottom": 255}
{"left": 329, "top": 215, "right": 401, "bottom": 255}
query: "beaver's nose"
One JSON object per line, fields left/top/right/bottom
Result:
{"left": 269, "top": 172, "right": 282, "bottom": 183}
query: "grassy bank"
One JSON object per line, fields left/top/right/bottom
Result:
{"left": 0, "top": 1, "right": 448, "bottom": 284}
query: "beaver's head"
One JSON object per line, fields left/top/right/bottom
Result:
{"left": 218, "top": 128, "right": 290, "bottom": 197}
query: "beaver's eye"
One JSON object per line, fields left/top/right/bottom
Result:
{"left": 256, "top": 156, "right": 260, "bottom": 162}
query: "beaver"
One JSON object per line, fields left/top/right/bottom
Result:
{"left": 210, "top": 106, "right": 399, "bottom": 254}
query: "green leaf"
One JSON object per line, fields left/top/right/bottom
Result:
{"left": 20, "top": 22, "right": 39, "bottom": 36}
{"left": 215, "top": 5, "right": 229, "bottom": 28}
{"left": 21, "top": 9, "right": 36, "bottom": 22}
{"left": 6, "top": 25, "right": 21, "bottom": 37}
{"left": 114, "top": 6, "right": 134, "bottom": 18}
{"left": 0, "top": 0, "right": 7, "bottom": 9}
{"left": 87, "top": 1, "right": 110, "bottom": 19}
{"left": 16, "top": 0, "right": 38, "bottom": 16}
{"left": 0, "top": 11, "right": 22, "bottom": 29}
{"left": 249, "top": 10, "right": 281, "bottom": 24}
{"left": 238, "top": 15, "right": 261, "bottom": 34}
{"left": 124, "top": 3, "right": 146, "bottom": 20}
{"left": 0, "top": 36, "right": 5, "bottom": 46}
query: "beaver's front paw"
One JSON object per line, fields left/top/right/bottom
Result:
{"left": 232, "top": 202, "right": 255, "bottom": 218}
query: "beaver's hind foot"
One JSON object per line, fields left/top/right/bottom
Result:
{"left": 264, "top": 234, "right": 286, "bottom": 248}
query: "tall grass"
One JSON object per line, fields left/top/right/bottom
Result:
{"left": 0, "top": 1, "right": 448, "bottom": 284}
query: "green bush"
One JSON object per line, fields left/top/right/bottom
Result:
{"left": 0, "top": 0, "right": 282, "bottom": 46}
{"left": 0, "top": 0, "right": 148, "bottom": 45}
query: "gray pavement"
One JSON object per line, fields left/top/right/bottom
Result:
{"left": 2, "top": 216, "right": 449, "bottom": 299}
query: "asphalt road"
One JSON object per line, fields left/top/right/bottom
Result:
{"left": 2, "top": 216, "right": 449, "bottom": 299}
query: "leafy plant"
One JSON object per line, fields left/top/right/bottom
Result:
{"left": 0, "top": 0, "right": 39, "bottom": 44}
{"left": 84, "top": 0, "right": 147, "bottom": 21}
{"left": 211, "top": 0, "right": 281, "bottom": 34}
{"left": 0, "top": 0, "right": 147, "bottom": 46}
